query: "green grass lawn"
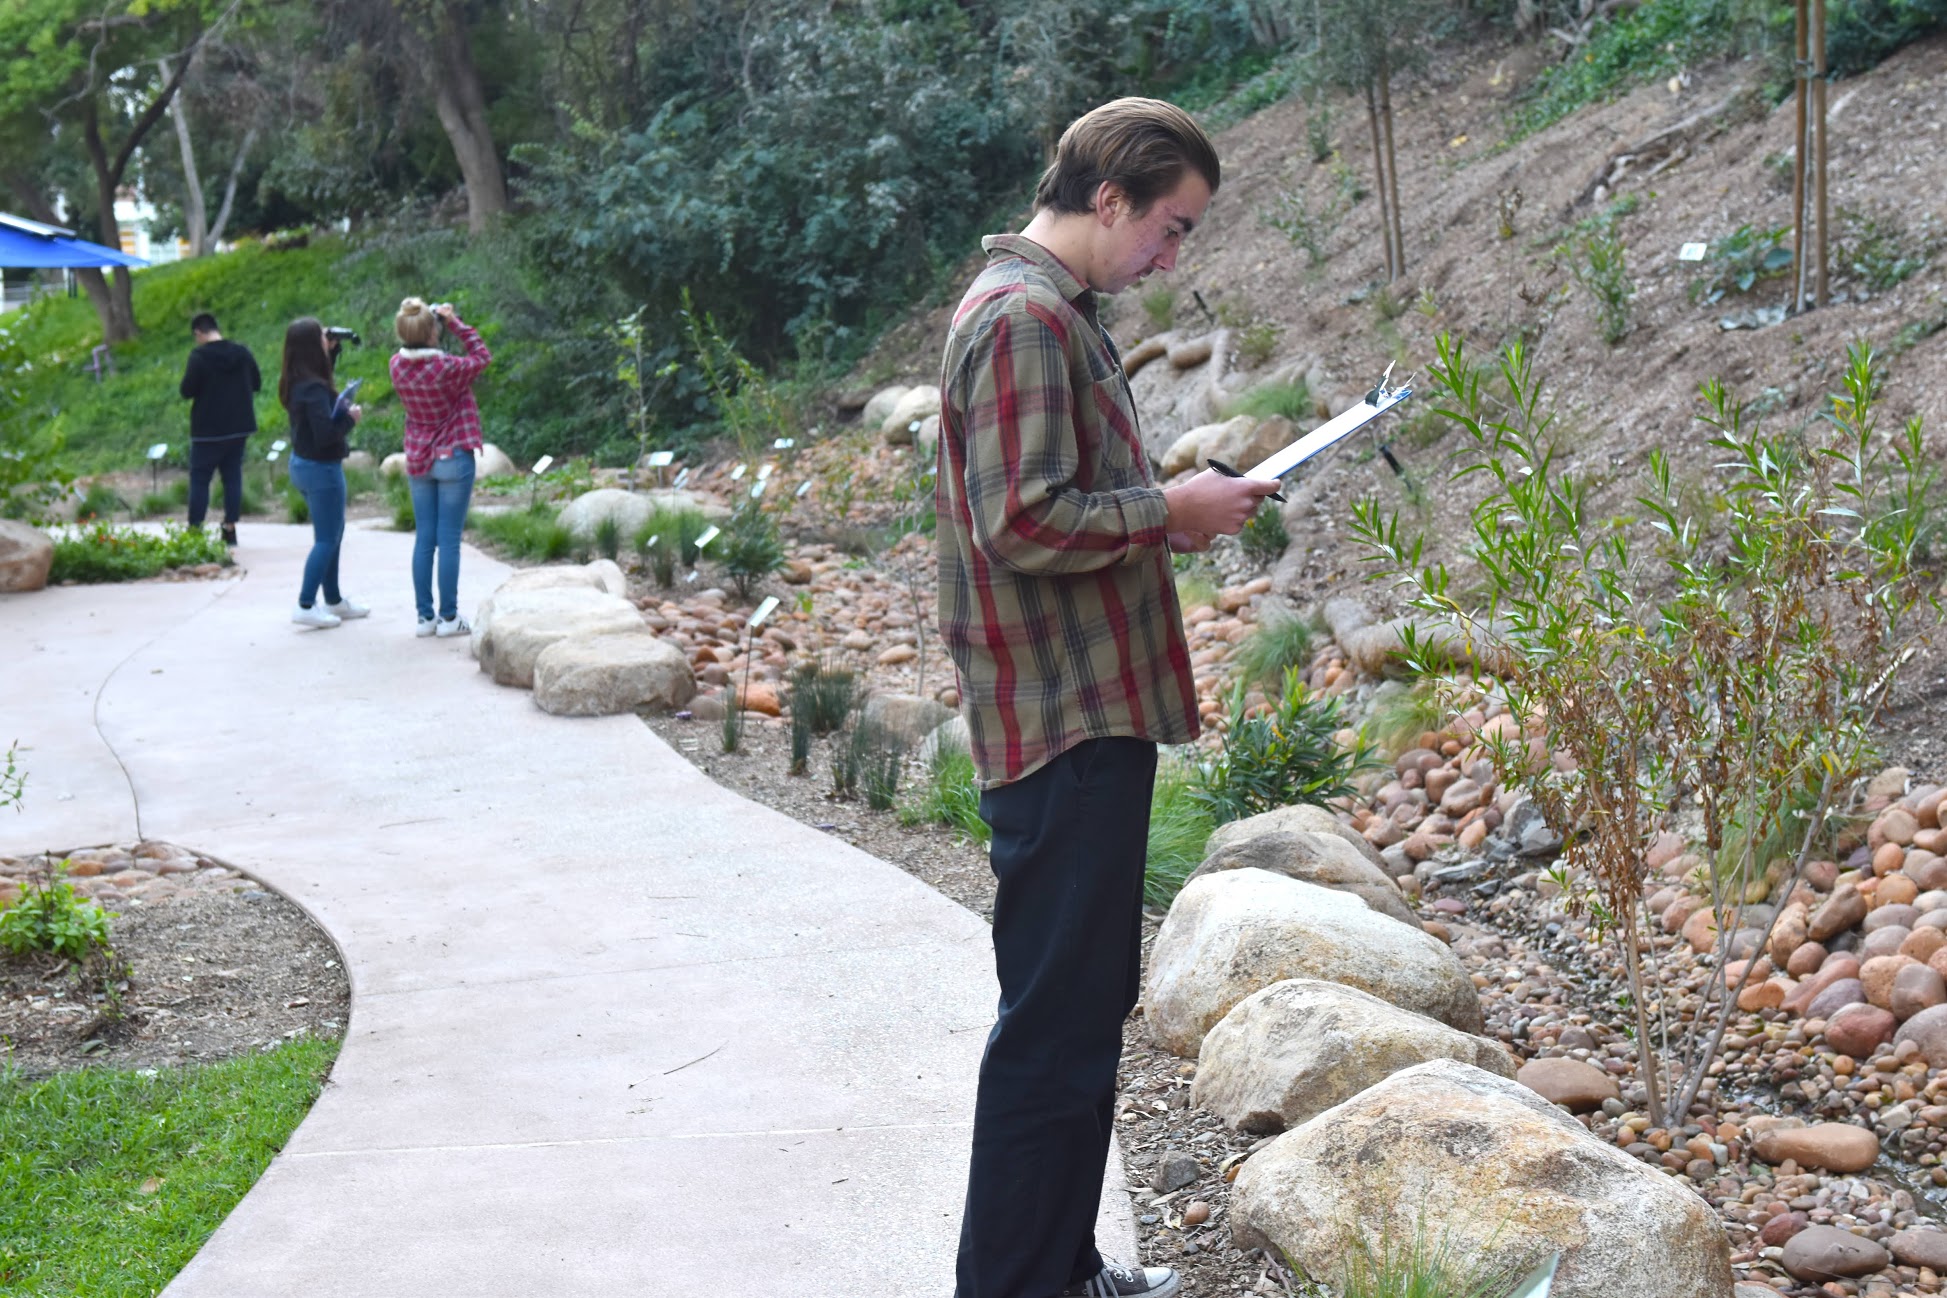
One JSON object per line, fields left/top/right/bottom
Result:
{"left": 0, "top": 1035, "right": 339, "bottom": 1296}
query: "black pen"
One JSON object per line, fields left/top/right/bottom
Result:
{"left": 1204, "top": 457, "right": 1285, "bottom": 503}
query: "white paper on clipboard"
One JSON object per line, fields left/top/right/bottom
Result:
{"left": 1245, "top": 384, "right": 1414, "bottom": 482}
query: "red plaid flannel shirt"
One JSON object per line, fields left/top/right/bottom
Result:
{"left": 936, "top": 235, "right": 1199, "bottom": 788}
{"left": 391, "top": 320, "right": 491, "bottom": 476}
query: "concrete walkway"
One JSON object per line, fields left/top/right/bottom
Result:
{"left": 0, "top": 520, "right": 1132, "bottom": 1296}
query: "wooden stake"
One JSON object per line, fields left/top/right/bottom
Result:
{"left": 1378, "top": 49, "right": 1406, "bottom": 277}
{"left": 1813, "top": 0, "right": 1830, "bottom": 306}
{"left": 1791, "top": 0, "right": 1809, "bottom": 312}
{"left": 1365, "top": 80, "right": 1398, "bottom": 282}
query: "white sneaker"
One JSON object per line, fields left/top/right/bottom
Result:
{"left": 435, "top": 615, "right": 471, "bottom": 638}
{"left": 415, "top": 617, "right": 438, "bottom": 637}
{"left": 292, "top": 604, "right": 342, "bottom": 629}
{"left": 327, "top": 598, "right": 370, "bottom": 620}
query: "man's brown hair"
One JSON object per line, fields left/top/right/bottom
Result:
{"left": 1033, "top": 97, "right": 1220, "bottom": 218}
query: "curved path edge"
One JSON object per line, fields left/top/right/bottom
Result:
{"left": 0, "top": 520, "right": 1134, "bottom": 1296}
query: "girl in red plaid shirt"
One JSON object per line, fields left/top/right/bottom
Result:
{"left": 391, "top": 297, "right": 491, "bottom": 637}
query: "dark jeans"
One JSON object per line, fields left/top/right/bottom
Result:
{"left": 957, "top": 737, "right": 1158, "bottom": 1298}
{"left": 287, "top": 452, "right": 345, "bottom": 607}
{"left": 408, "top": 452, "right": 476, "bottom": 621}
{"left": 188, "top": 435, "right": 247, "bottom": 526}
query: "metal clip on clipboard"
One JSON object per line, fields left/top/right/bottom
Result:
{"left": 1205, "top": 363, "right": 1416, "bottom": 503}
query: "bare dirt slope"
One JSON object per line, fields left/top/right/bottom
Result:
{"left": 855, "top": 31, "right": 1947, "bottom": 761}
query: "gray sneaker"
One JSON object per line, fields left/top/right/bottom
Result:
{"left": 1060, "top": 1261, "right": 1180, "bottom": 1298}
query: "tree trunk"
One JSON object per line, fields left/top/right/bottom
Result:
{"left": 208, "top": 126, "right": 258, "bottom": 249}
{"left": 1791, "top": 0, "right": 1809, "bottom": 312}
{"left": 1364, "top": 81, "right": 1398, "bottom": 282}
{"left": 163, "top": 58, "right": 209, "bottom": 257}
{"left": 81, "top": 102, "right": 139, "bottom": 343}
{"left": 1378, "top": 49, "right": 1406, "bottom": 277}
{"left": 1812, "top": 0, "right": 1830, "bottom": 305}
{"left": 427, "top": 0, "right": 509, "bottom": 234}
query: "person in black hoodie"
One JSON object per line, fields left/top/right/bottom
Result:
{"left": 178, "top": 312, "right": 261, "bottom": 546}
{"left": 280, "top": 317, "right": 368, "bottom": 629}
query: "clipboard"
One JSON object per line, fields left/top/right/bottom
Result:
{"left": 1206, "top": 364, "right": 1415, "bottom": 503}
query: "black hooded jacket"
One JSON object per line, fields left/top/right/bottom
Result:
{"left": 179, "top": 340, "right": 262, "bottom": 441}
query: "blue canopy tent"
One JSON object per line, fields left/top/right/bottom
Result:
{"left": 0, "top": 212, "right": 149, "bottom": 269}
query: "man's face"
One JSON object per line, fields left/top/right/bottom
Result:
{"left": 1092, "top": 172, "right": 1212, "bottom": 295}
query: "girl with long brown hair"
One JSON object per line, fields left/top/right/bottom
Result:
{"left": 280, "top": 317, "right": 367, "bottom": 629}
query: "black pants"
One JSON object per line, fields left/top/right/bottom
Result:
{"left": 957, "top": 737, "right": 1158, "bottom": 1298}
{"left": 188, "top": 435, "right": 247, "bottom": 526}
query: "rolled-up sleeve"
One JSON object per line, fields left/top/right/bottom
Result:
{"left": 954, "top": 303, "right": 1167, "bottom": 577}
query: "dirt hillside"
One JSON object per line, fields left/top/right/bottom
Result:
{"left": 854, "top": 30, "right": 1947, "bottom": 762}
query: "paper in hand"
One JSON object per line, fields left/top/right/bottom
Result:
{"left": 333, "top": 378, "right": 363, "bottom": 421}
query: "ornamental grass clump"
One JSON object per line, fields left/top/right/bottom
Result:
{"left": 1354, "top": 334, "right": 1935, "bottom": 1128}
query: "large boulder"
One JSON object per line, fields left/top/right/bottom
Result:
{"left": 533, "top": 633, "right": 696, "bottom": 716}
{"left": 476, "top": 443, "right": 516, "bottom": 479}
{"left": 472, "top": 586, "right": 646, "bottom": 688}
{"left": 380, "top": 452, "right": 408, "bottom": 477}
{"left": 1207, "top": 803, "right": 1386, "bottom": 872}
{"left": 1230, "top": 1060, "right": 1735, "bottom": 1298}
{"left": 881, "top": 385, "right": 942, "bottom": 437}
{"left": 918, "top": 715, "right": 972, "bottom": 766}
{"left": 0, "top": 520, "right": 54, "bottom": 593}
{"left": 860, "top": 385, "right": 911, "bottom": 432}
{"left": 473, "top": 562, "right": 629, "bottom": 653}
{"left": 861, "top": 692, "right": 952, "bottom": 747}
{"left": 558, "top": 488, "right": 653, "bottom": 541}
{"left": 1144, "top": 868, "right": 1481, "bottom": 1056}
{"left": 1130, "top": 329, "right": 1230, "bottom": 462}
{"left": 1185, "top": 831, "right": 1419, "bottom": 929}
{"left": 1195, "top": 980, "right": 1512, "bottom": 1133}
{"left": 639, "top": 488, "right": 731, "bottom": 522}
{"left": 1161, "top": 415, "right": 1298, "bottom": 479}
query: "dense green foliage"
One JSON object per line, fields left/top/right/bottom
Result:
{"left": 1190, "top": 668, "right": 1378, "bottom": 824}
{"left": 48, "top": 523, "right": 231, "bottom": 584}
{"left": 0, "top": 1036, "right": 339, "bottom": 1296}
{"left": 0, "top": 868, "right": 112, "bottom": 962}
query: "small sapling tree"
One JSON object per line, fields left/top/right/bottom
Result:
{"left": 1354, "top": 335, "right": 1933, "bottom": 1127}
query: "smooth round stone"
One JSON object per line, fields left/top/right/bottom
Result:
{"left": 1825, "top": 1003, "right": 1897, "bottom": 1058}
{"left": 1862, "top": 925, "right": 1912, "bottom": 958}
{"left": 1918, "top": 909, "right": 1947, "bottom": 931}
{"left": 1781, "top": 1223, "right": 1891, "bottom": 1280}
{"left": 1864, "top": 902, "right": 1920, "bottom": 932}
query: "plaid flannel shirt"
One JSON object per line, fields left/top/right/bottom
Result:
{"left": 936, "top": 234, "right": 1199, "bottom": 788}
{"left": 391, "top": 321, "right": 491, "bottom": 477}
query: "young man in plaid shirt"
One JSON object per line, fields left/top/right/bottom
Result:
{"left": 937, "top": 99, "right": 1281, "bottom": 1298}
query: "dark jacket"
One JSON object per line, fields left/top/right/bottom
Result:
{"left": 179, "top": 340, "right": 261, "bottom": 441}
{"left": 287, "top": 379, "right": 355, "bottom": 462}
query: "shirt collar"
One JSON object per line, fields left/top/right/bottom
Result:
{"left": 982, "top": 234, "right": 1093, "bottom": 308}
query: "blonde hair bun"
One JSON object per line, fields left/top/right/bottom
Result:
{"left": 395, "top": 297, "right": 437, "bottom": 346}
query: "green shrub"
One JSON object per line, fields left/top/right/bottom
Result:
{"left": 1365, "top": 680, "right": 1450, "bottom": 756}
{"left": 1141, "top": 285, "right": 1177, "bottom": 332}
{"left": 0, "top": 862, "right": 112, "bottom": 962}
{"left": 593, "top": 514, "right": 623, "bottom": 563}
{"left": 384, "top": 471, "right": 415, "bottom": 531}
{"left": 1688, "top": 224, "right": 1793, "bottom": 304}
{"left": 48, "top": 523, "right": 231, "bottom": 583}
{"left": 1239, "top": 500, "right": 1289, "bottom": 564}
{"left": 718, "top": 503, "right": 785, "bottom": 598}
{"left": 1562, "top": 231, "right": 1634, "bottom": 344}
{"left": 1839, "top": 206, "right": 1938, "bottom": 293}
{"left": 858, "top": 723, "right": 906, "bottom": 811}
{"left": 635, "top": 505, "right": 710, "bottom": 586}
{"left": 75, "top": 482, "right": 126, "bottom": 523}
{"left": 136, "top": 492, "right": 175, "bottom": 518}
{"left": 1235, "top": 319, "right": 1284, "bottom": 368}
{"left": 1145, "top": 757, "right": 1216, "bottom": 907}
{"left": 471, "top": 502, "right": 574, "bottom": 561}
{"left": 1191, "top": 667, "right": 1377, "bottom": 825}
{"left": 1263, "top": 186, "right": 1346, "bottom": 266}
{"left": 1231, "top": 609, "right": 1317, "bottom": 688}
{"left": 1225, "top": 379, "right": 1312, "bottom": 424}
{"left": 899, "top": 738, "right": 990, "bottom": 845}
{"left": 791, "top": 658, "right": 857, "bottom": 735}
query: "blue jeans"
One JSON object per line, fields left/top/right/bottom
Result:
{"left": 287, "top": 453, "right": 345, "bottom": 607}
{"left": 409, "top": 452, "right": 475, "bottom": 621}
